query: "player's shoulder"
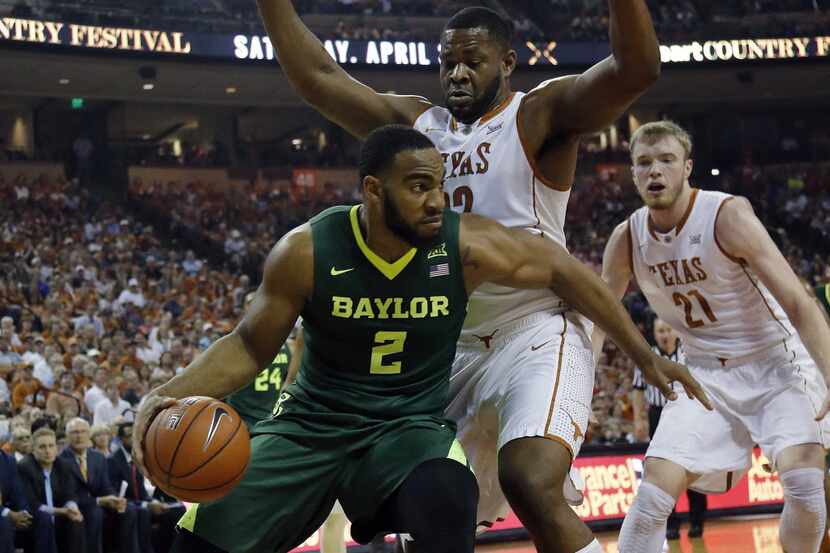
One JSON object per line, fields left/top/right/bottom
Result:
{"left": 263, "top": 223, "right": 313, "bottom": 278}
{"left": 308, "top": 204, "right": 353, "bottom": 226}
{"left": 520, "top": 75, "right": 580, "bottom": 111}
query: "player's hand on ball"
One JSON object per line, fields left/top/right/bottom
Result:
{"left": 815, "top": 391, "right": 830, "bottom": 421}
{"left": 133, "top": 393, "right": 177, "bottom": 481}
{"left": 642, "top": 355, "right": 712, "bottom": 410}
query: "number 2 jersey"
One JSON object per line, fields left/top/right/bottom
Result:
{"left": 414, "top": 91, "right": 571, "bottom": 338}
{"left": 295, "top": 205, "right": 468, "bottom": 420}
{"left": 629, "top": 189, "right": 795, "bottom": 359}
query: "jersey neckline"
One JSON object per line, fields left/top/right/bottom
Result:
{"left": 646, "top": 188, "right": 700, "bottom": 242}
{"left": 348, "top": 205, "right": 417, "bottom": 281}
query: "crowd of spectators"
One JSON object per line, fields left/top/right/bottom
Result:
{"left": 0, "top": 172, "right": 251, "bottom": 551}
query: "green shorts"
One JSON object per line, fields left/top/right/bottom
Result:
{"left": 178, "top": 387, "right": 467, "bottom": 553}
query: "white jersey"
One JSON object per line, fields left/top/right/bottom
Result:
{"left": 629, "top": 189, "right": 795, "bottom": 360}
{"left": 414, "top": 92, "right": 571, "bottom": 337}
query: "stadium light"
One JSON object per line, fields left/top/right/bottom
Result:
{"left": 225, "top": 86, "right": 237, "bottom": 94}
{"left": 711, "top": 168, "right": 720, "bottom": 176}
{"left": 59, "top": 78, "right": 70, "bottom": 85}
{"left": 143, "top": 83, "right": 155, "bottom": 91}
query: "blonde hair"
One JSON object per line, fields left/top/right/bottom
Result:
{"left": 32, "top": 427, "right": 55, "bottom": 444}
{"left": 90, "top": 424, "right": 111, "bottom": 439}
{"left": 630, "top": 120, "right": 693, "bottom": 160}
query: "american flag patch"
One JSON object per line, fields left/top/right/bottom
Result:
{"left": 429, "top": 263, "right": 450, "bottom": 278}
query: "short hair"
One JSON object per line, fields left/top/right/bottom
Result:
{"left": 65, "top": 417, "right": 89, "bottom": 433}
{"left": 630, "top": 120, "right": 693, "bottom": 160}
{"left": 31, "top": 427, "right": 55, "bottom": 444}
{"left": 12, "top": 427, "right": 30, "bottom": 439}
{"left": 90, "top": 424, "right": 111, "bottom": 439}
{"left": 358, "top": 125, "right": 436, "bottom": 183}
{"left": 444, "top": 7, "right": 514, "bottom": 50}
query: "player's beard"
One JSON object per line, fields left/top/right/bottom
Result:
{"left": 383, "top": 193, "right": 442, "bottom": 248}
{"left": 446, "top": 75, "right": 502, "bottom": 124}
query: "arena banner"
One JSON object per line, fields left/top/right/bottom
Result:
{"left": 2, "top": 17, "right": 830, "bottom": 67}
{"left": 288, "top": 447, "right": 782, "bottom": 552}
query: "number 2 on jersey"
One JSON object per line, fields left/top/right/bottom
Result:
{"left": 370, "top": 331, "right": 408, "bottom": 374}
{"left": 673, "top": 289, "right": 718, "bottom": 328}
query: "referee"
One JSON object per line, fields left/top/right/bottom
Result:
{"left": 632, "top": 318, "right": 707, "bottom": 540}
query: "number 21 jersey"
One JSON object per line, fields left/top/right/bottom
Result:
{"left": 629, "top": 189, "right": 794, "bottom": 359}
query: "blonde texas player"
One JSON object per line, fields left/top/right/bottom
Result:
{"left": 595, "top": 121, "right": 830, "bottom": 553}
{"left": 256, "top": 2, "right": 666, "bottom": 551}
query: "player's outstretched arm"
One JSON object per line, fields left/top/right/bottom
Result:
{"left": 591, "top": 221, "right": 634, "bottom": 361}
{"left": 459, "top": 214, "right": 711, "bottom": 409}
{"left": 520, "top": 0, "right": 659, "bottom": 146}
{"left": 716, "top": 198, "right": 830, "bottom": 419}
{"left": 256, "top": 0, "right": 432, "bottom": 138}
{"left": 132, "top": 225, "right": 313, "bottom": 471}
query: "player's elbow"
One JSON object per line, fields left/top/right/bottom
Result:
{"left": 614, "top": 55, "right": 661, "bottom": 91}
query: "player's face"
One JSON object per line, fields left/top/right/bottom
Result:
{"left": 440, "top": 28, "right": 513, "bottom": 124}
{"left": 381, "top": 148, "right": 446, "bottom": 246}
{"left": 631, "top": 136, "right": 693, "bottom": 210}
{"left": 653, "top": 319, "right": 677, "bottom": 352}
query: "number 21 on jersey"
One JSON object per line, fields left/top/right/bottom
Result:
{"left": 673, "top": 289, "right": 718, "bottom": 328}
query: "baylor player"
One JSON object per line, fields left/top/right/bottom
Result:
{"left": 133, "top": 126, "right": 707, "bottom": 553}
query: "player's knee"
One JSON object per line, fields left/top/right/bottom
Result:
{"left": 498, "top": 438, "right": 569, "bottom": 505}
{"left": 781, "top": 467, "right": 826, "bottom": 515}
{"left": 418, "top": 458, "right": 479, "bottom": 525}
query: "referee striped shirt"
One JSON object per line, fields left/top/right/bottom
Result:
{"left": 633, "top": 343, "right": 686, "bottom": 408}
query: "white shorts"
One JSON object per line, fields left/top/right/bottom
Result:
{"left": 795, "top": 341, "right": 830, "bottom": 449}
{"left": 647, "top": 338, "right": 823, "bottom": 494}
{"left": 446, "top": 310, "right": 594, "bottom": 526}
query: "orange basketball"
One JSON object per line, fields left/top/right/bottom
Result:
{"left": 144, "top": 396, "right": 250, "bottom": 503}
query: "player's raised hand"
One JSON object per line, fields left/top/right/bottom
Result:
{"left": 641, "top": 355, "right": 713, "bottom": 410}
{"left": 815, "top": 391, "right": 830, "bottom": 421}
{"left": 133, "top": 393, "right": 177, "bottom": 480}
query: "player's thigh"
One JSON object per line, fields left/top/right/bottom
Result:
{"left": 339, "top": 417, "right": 462, "bottom": 526}
{"left": 647, "top": 376, "right": 753, "bottom": 493}
{"left": 179, "top": 432, "right": 339, "bottom": 553}
{"left": 498, "top": 329, "right": 594, "bottom": 459}
{"left": 751, "top": 360, "right": 824, "bottom": 467}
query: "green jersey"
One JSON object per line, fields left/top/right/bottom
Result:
{"left": 227, "top": 343, "right": 292, "bottom": 428}
{"left": 817, "top": 284, "right": 830, "bottom": 318}
{"left": 294, "top": 205, "right": 468, "bottom": 420}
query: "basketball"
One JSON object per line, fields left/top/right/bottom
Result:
{"left": 144, "top": 396, "right": 251, "bottom": 503}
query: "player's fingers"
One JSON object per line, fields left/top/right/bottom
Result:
{"left": 652, "top": 372, "right": 677, "bottom": 402}
{"left": 134, "top": 396, "right": 176, "bottom": 475}
{"left": 677, "top": 369, "right": 713, "bottom": 411}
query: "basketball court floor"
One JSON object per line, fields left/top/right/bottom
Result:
{"left": 479, "top": 515, "right": 787, "bottom": 553}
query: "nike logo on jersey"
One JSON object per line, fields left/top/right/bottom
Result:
{"left": 331, "top": 267, "right": 355, "bottom": 276}
{"left": 202, "top": 407, "right": 230, "bottom": 452}
{"left": 690, "top": 234, "right": 702, "bottom": 245}
{"left": 531, "top": 340, "right": 552, "bottom": 351}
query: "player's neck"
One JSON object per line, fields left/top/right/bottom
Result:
{"left": 649, "top": 185, "right": 693, "bottom": 233}
{"left": 358, "top": 206, "right": 414, "bottom": 262}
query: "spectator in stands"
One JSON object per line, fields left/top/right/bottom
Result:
{"left": 45, "top": 372, "right": 84, "bottom": 424}
{"left": 0, "top": 318, "right": 21, "bottom": 351}
{"left": 0, "top": 448, "right": 35, "bottom": 553}
{"left": 11, "top": 427, "right": 31, "bottom": 463}
{"left": 0, "top": 336, "right": 21, "bottom": 376}
{"left": 83, "top": 368, "right": 108, "bottom": 415}
{"left": 12, "top": 364, "right": 45, "bottom": 413}
{"left": 181, "top": 250, "right": 203, "bottom": 276}
{"left": 93, "top": 381, "right": 132, "bottom": 427}
{"left": 18, "top": 427, "right": 85, "bottom": 553}
{"left": 116, "top": 279, "right": 145, "bottom": 309}
{"left": 223, "top": 229, "right": 246, "bottom": 256}
{"left": 90, "top": 426, "right": 112, "bottom": 457}
{"left": 108, "top": 420, "right": 181, "bottom": 553}
{"left": 60, "top": 418, "right": 134, "bottom": 553}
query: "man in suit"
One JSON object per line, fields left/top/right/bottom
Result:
{"left": 108, "top": 421, "right": 184, "bottom": 553}
{"left": 0, "top": 448, "right": 34, "bottom": 553}
{"left": 60, "top": 418, "right": 136, "bottom": 553}
{"left": 18, "top": 427, "right": 85, "bottom": 553}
